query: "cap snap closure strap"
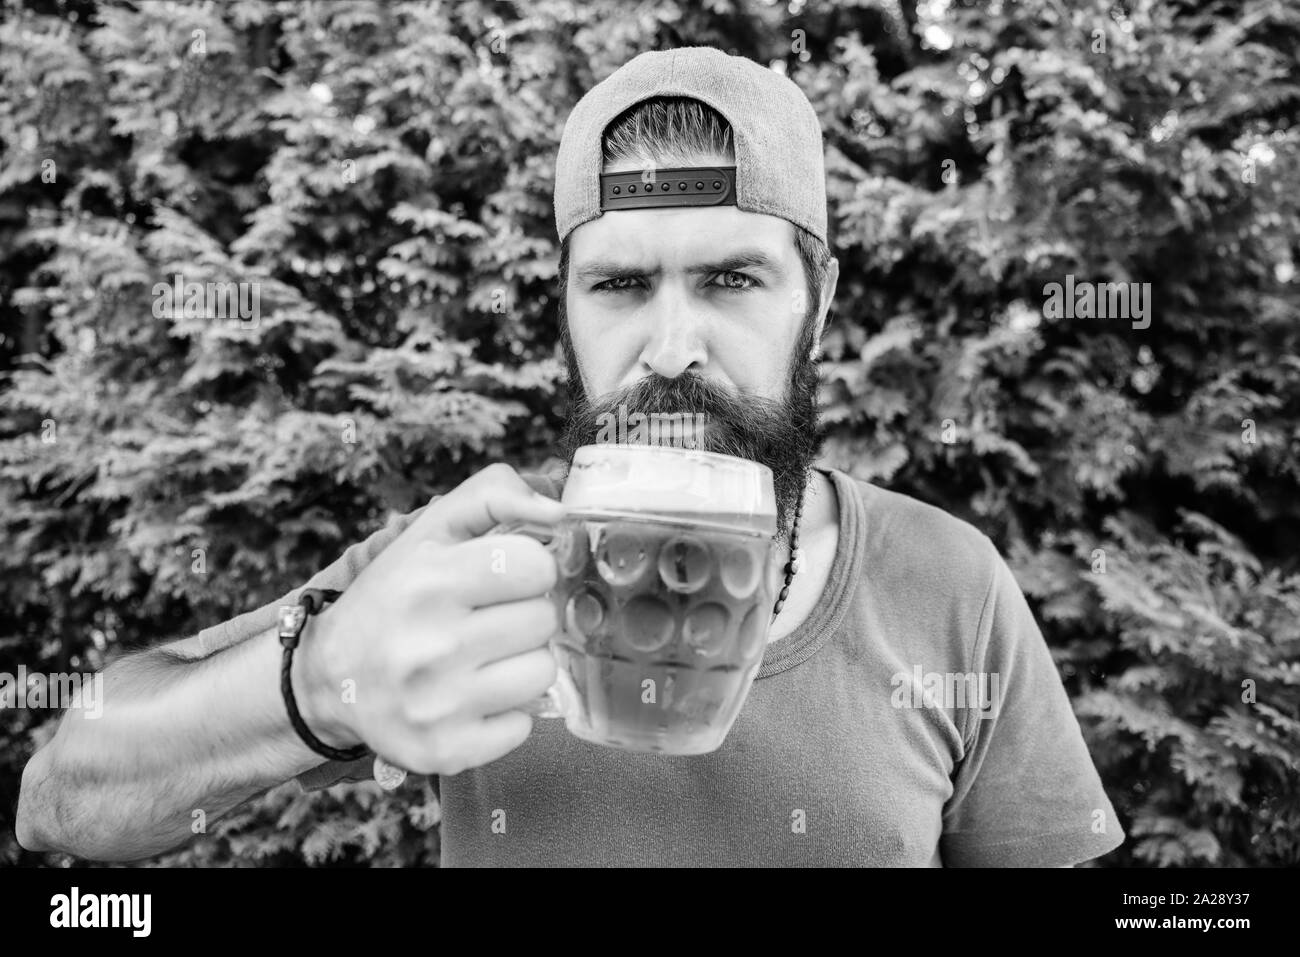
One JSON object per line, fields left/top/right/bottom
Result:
{"left": 600, "top": 166, "right": 736, "bottom": 211}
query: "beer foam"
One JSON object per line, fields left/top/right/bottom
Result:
{"left": 564, "top": 445, "right": 776, "bottom": 529}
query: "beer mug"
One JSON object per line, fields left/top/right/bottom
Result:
{"left": 510, "top": 444, "right": 779, "bottom": 755}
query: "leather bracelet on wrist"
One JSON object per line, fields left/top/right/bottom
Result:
{"left": 278, "top": 588, "right": 369, "bottom": 763}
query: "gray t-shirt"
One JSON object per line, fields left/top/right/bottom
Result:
{"left": 182, "top": 467, "right": 1125, "bottom": 866}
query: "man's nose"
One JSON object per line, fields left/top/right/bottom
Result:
{"left": 637, "top": 282, "right": 708, "bottom": 379}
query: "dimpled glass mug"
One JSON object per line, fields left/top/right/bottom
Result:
{"left": 505, "top": 444, "right": 779, "bottom": 755}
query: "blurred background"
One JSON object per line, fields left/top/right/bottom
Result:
{"left": 1, "top": 0, "right": 1297, "bottom": 867}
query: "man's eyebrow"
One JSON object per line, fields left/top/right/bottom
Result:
{"left": 574, "top": 249, "right": 784, "bottom": 283}
{"left": 574, "top": 260, "right": 659, "bottom": 283}
{"left": 685, "top": 249, "right": 784, "bottom": 277}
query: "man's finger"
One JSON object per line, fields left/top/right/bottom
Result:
{"left": 415, "top": 464, "right": 566, "bottom": 545}
{"left": 452, "top": 594, "right": 559, "bottom": 664}
{"left": 429, "top": 536, "right": 558, "bottom": 609}
{"left": 468, "top": 647, "right": 559, "bottom": 717}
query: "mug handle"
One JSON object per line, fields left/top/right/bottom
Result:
{"left": 371, "top": 518, "right": 573, "bottom": 791}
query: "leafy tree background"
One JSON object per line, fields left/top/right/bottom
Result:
{"left": 1, "top": 0, "right": 1297, "bottom": 867}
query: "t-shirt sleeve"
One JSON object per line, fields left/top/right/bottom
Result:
{"left": 940, "top": 544, "right": 1126, "bottom": 866}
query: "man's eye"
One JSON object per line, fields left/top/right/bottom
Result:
{"left": 592, "top": 277, "right": 643, "bottom": 292}
{"left": 711, "top": 271, "right": 759, "bottom": 291}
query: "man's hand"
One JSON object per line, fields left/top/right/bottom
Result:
{"left": 298, "top": 463, "right": 565, "bottom": 776}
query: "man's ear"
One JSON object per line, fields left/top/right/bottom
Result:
{"left": 810, "top": 257, "right": 840, "bottom": 352}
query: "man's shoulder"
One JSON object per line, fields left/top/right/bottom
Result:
{"left": 840, "top": 473, "right": 1000, "bottom": 586}
{"left": 832, "top": 472, "right": 1017, "bottom": 693}
{"left": 833, "top": 472, "right": 1005, "bottom": 650}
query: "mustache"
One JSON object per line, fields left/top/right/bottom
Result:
{"left": 591, "top": 374, "right": 773, "bottom": 435}
{"left": 564, "top": 373, "right": 783, "bottom": 452}
{"left": 560, "top": 371, "right": 822, "bottom": 536}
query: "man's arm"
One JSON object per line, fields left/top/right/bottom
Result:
{"left": 16, "top": 619, "right": 349, "bottom": 861}
{"left": 16, "top": 465, "right": 564, "bottom": 862}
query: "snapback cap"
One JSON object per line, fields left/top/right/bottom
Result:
{"left": 554, "top": 47, "right": 827, "bottom": 245}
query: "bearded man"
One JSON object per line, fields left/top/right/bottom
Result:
{"left": 17, "top": 47, "right": 1124, "bottom": 868}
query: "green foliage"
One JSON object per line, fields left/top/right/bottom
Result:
{"left": 1, "top": 0, "right": 1297, "bottom": 867}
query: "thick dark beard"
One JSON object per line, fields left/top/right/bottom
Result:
{"left": 558, "top": 310, "right": 824, "bottom": 539}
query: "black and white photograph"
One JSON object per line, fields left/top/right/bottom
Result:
{"left": 0, "top": 0, "right": 1295, "bottom": 926}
